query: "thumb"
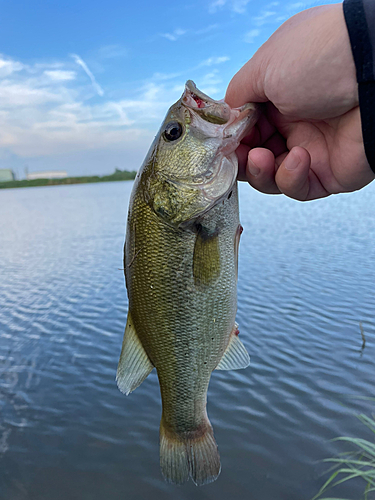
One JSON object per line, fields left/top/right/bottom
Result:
{"left": 225, "top": 52, "right": 268, "bottom": 108}
{"left": 275, "top": 146, "right": 329, "bottom": 201}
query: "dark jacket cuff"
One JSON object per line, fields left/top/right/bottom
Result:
{"left": 343, "top": 0, "right": 375, "bottom": 174}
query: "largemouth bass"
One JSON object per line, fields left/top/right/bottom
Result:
{"left": 117, "top": 81, "right": 258, "bottom": 485}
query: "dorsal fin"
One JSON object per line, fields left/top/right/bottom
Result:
{"left": 116, "top": 312, "right": 154, "bottom": 395}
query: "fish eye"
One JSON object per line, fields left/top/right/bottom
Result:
{"left": 163, "top": 121, "right": 183, "bottom": 142}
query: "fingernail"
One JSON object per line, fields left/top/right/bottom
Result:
{"left": 248, "top": 158, "right": 260, "bottom": 177}
{"left": 284, "top": 151, "right": 300, "bottom": 171}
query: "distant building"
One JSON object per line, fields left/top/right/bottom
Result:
{"left": 0, "top": 169, "right": 15, "bottom": 182}
{"left": 27, "top": 170, "right": 68, "bottom": 180}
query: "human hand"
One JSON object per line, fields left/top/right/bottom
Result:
{"left": 225, "top": 3, "right": 374, "bottom": 201}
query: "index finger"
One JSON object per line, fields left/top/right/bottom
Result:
{"left": 225, "top": 56, "right": 268, "bottom": 108}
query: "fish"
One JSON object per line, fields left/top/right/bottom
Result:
{"left": 116, "top": 81, "right": 259, "bottom": 486}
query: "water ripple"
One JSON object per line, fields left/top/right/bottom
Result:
{"left": 0, "top": 182, "right": 374, "bottom": 499}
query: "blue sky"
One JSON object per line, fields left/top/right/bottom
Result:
{"left": 0, "top": 0, "right": 338, "bottom": 178}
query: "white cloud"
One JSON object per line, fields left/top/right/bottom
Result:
{"left": 252, "top": 1, "right": 320, "bottom": 28}
{"left": 44, "top": 70, "right": 76, "bottom": 81}
{"left": 0, "top": 58, "right": 25, "bottom": 78}
{"left": 0, "top": 82, "right": 63, "bottom": 108}
{"left": 209, "top": 0, "right": 312, "bottom": 17}
{"left": 195, "top": 24, "right": 219, "bottom": 35}
{"left": 171, "top": 84, "right": 185, "bottom": 94}
{"left": 199, "top": 69, "right": 223, "bottom": 93}
{"left": 141, "top": 82, "right": 163, "bottom": 103}
{"left": 285, "top": 1, "right": 322, "bottom": 11}
{"left": 0, "top": 91, "right": 155, "bottom": 158}
{"left": 209, "top": 0, "right": 251, "bottom": 13}
{"left": 0, "top": 53, "right": 230, "bottom": 176}
{"left": 209, "top": 0, "right": 226, "bottom": 13}
{"left": 287, "top": 1, "right": 309, "bottom": 8}
{"left": 34, "top": 62, "right": 65, "bottom": 70}
{"left": 151, "top": 71, "right": 183, "bottom": 81}
{"left": 160, "top": 28, "right": 187, "bottom": 41}
{"left": 199, "top": 56, "right": 230, "bottom": 66}
{"left": 0, "top": 54, "right": 178, "bottom": 169}
{"left": 253, "top": 10, "right": 277, "bottom": 25}
{"left": 199, "top": 86, "right": 221, "bottom": 96}
{"left": 231, "top": 0, "right": 252, "bottom": 13}
{"left": 160, "top": 25, "right": 220, "bottom": 42}
{"left": 71, "top": 54, "right": 104, "bottom": 96}
{"left": 244, "top": 29, "right": 261, "bottom": 43}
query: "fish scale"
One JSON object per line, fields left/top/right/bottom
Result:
{"left": 116, "top": 81, "right": 258, "bottom": 485}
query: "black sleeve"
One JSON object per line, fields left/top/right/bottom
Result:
{"left": 343, "top": 0, "right": 375, "bottom": 174}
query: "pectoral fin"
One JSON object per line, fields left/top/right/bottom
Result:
{"left": 215, "top": 324, "right": 250, "bottom": 370}
{"left": 116, "top": 312, "right": 154, "bottom": 395}
{"left": 193, "top": 226, "right": 221, "bottom": 287}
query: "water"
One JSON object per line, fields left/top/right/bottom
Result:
{"left": 0, "top": 181, "right": 374, "bottom": 500}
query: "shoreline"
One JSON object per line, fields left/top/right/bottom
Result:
{"left": 0, "top": 170, "right": 137, "bottom": 190}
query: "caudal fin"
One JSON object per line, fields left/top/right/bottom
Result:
{"left": 160, "top": 416, "right": 221, "bottom": 486}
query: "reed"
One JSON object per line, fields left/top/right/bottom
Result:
{"left": 312, "top": 413, "right": 375, "bottom": 500}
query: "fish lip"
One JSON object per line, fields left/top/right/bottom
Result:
{"left": 183, "top": 80, "right": 216, "bottom": 106}
{"left": 219, "top": 102, "right": 260, "bottom": 156}
{"left": 182, "top": 80, "right": 259, "bottom": 148}
{"left": 182, "top": 80, "right": 232, "bottom": 125}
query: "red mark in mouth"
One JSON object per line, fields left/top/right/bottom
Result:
{"left": 234, "top": 328, "right": 240, "bottom": 336}
{"left": 192, "top": 94, "right": 205, "bottom": 108}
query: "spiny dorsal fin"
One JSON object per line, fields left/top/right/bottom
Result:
{"left": 116, "top": 312, "right": 154, "bottom": 395}
{"left": 215, "top": 325, "right": 250, "bottom": 370}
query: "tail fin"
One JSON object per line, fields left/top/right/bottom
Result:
{"left": 160, "top": 416, "right": 221, "bottom": 486}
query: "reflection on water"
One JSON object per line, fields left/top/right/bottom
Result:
{"left": 0, "top": 181, "right": 375, "bottom": 500}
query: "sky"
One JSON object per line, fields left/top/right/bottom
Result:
{"left": 0, "top": 0, "right": 339, "bottom": 178}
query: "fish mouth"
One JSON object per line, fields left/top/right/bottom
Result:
{"left": 182, "top": 80, "right": 259, "bottom": 153}
{"left": 182, "top": 80, "right": 231, "bottom": 125}
{"left": 169, "top": 81, "right": 260, "bottom": 225}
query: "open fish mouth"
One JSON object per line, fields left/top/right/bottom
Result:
{"left": 182, "top": 80, "right": 232, "bottom": 125}
{"left": 182, "top": 80, "right": 259, "bottom": 155}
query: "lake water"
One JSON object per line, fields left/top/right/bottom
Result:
{"left": 1, "top": 180, "right": 375, "bottom": 500}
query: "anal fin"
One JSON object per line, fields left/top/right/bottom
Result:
{"left": 215, "top": 323, "right": 250, "bottom": 370}
{"left": 116, "top": 311, "right": 154, "bottom": 395}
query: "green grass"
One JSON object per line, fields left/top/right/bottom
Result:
{"left": 312, "top": 412, "right": 375, "bottom": 500}
{"left": 0, "top": 168, "right": 137, "bottom": 189}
